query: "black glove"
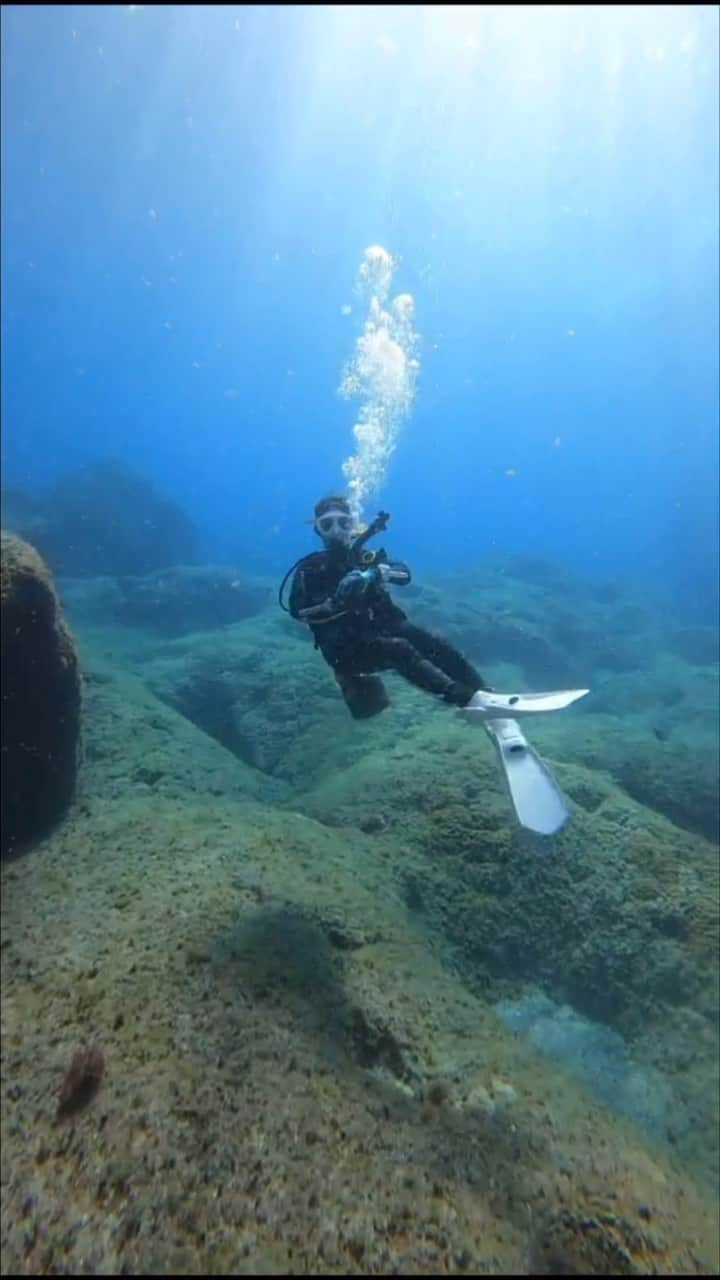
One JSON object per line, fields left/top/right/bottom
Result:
{"left": 334, "top": 568, "right": 379, "bottom": 608}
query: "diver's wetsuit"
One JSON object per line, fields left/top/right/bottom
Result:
{"left": 288, "top": 543, "right": 489, "bottom": 718}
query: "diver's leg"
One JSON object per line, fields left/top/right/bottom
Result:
{"left": 325, "top": 642, "right": 391, "bottom": 719}
{"left": 369, "top": 635, "right": 473, "bottom": 705}
{"left": 334, "top": 670, "right": 390, "bottom": 719}
{"left": 394, "top": 621, "right": 491, "bottom": 692}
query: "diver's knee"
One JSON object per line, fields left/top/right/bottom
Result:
{"left": 382, "top": 636, "right": 415, "bottom": 662}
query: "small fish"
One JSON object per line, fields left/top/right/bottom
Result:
{"left": 652, "top": 726, "right": 668, "bottom": 742}
{"left": 505, "top": 468, "right": 517, "bottom": 478}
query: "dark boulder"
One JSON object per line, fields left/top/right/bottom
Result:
{"left": 1, "top": 532, "right": 81, "bottom": 855}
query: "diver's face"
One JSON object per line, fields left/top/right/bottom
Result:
{"left": 315, "top": 509, "right": 353, "bottom": 548}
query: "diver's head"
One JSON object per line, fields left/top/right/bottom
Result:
{"left": 313, "top": 494, "right": 354, "bottom": 549}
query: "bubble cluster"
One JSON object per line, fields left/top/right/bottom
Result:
{"left": 339, "top": 246, "right": 419, "bottom": 520}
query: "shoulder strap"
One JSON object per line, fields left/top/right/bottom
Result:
{"left": 278, "top": 551, "right": 326, "bottom": 612}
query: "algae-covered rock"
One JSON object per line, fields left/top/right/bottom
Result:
{"left": 530, "top": 1205, "right": 666, "bottom": 1275}
{"left": 141, "top": 620, "right": 369, "bottom": 785}
{"left": 3, "top": 459, "right": 197, "bottom": 578}
{"left": 59, "top": 565, "right": 271, "bottom": 637}
{"left": 611, "top": 738, "right": 719, "bottom": 844}
{"left": 115, "top": 565, "right": 271, "bottom": 635}
{"left": 2, "top": 547, "right": 719, "bottom": 1274}
{"left": 1, "top": 531, "right": 81, "bottom": 854}
{"left": 668, "top": 626, "right": 719, "bottom": 666}
{"left": 568, "top": 719, "right": 719, "bottom": 844}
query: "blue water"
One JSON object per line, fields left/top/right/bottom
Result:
{"left": 2, "top": 4, "right": 718, "bottom": 619}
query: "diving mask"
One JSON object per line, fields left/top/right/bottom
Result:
{"left": 315, "top": 510, "right": 354, "bottom": 540}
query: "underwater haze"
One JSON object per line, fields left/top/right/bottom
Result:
{"left": 2, "top": 7, "right": 720, "bottom": 1278}
{"left": 2, "top": 3, "right": 718, "bottom": 618}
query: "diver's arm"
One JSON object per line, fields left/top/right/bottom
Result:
{"left": 291, "top": 566, "right": 341, "bottom": 622}
{"left": 288, "top": 568, "right": 308, "bottom": 620}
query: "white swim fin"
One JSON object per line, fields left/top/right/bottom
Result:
{"left": 484, "top": 718, "right": 570, "bottom": 836}
{"left": 458, "top": 685, "right": 588, "bottom": 834}
{"left": 462, "top": 687, "right": 589, "bottom": 721}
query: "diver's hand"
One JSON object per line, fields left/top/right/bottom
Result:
{"left": 335, "top": 568, "right": 378, "bottom": 606}
{"left": 298, "top": 598, "right": 337, "bottom": 622}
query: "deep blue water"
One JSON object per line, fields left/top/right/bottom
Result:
{"left": 2, "top": 4, "right": 718, "bottom": 618}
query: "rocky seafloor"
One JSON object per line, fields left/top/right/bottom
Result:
{"left": 1, "top": 555, "right": 718, "bottom": 1275}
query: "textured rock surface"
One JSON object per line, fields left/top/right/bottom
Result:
{"left": 1, "top": 559, "right": 718, "bottom": 1274}
{"left": 1, "top": 668, "right": 717, "bottom": 1274}
{"left": 60, "top": 565, "right": 272, "bottom": 637}
{"left": 1, "top": 532, "right": 81, "bottom": 856}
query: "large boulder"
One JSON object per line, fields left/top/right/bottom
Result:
{"left": 1, "top": 532, "right": 81, "bottom": 855}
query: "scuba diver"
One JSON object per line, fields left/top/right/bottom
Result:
{"left": 280, "top": 495, "right": 493, "bottom": 721}
{"left": 279, "top": 495, "right": 589, "bottom": 835}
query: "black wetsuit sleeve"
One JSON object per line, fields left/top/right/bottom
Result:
{"left": 289, "top": 556, "right": 336, "bottom": 618}
{"left": 288, "top": 568, "right": 308, "bottom": 619}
